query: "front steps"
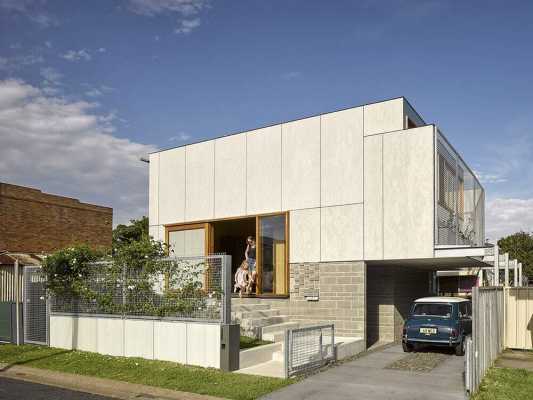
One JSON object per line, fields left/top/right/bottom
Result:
{"left": 232, "top": 299, "right": 292, "bottom": 339}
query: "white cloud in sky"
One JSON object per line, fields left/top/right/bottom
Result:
{"left": 486, "top": 198, "right": 533, "bottom": 241}
{"left": 0, "top": 79, "right": 157, "bottom": 225}
{"left": 0, "top": 53, "right": 44, "bottom": 71}
{"left": 168, "top": 132, "right": 191, "bottom": 142}
{"left": 175, "top": 18, "right": 200, "bottom": 34}
{"left": 127, "top": 0, "right": 207, "bottom": 34}
{"left": 0, "top": 0, "right": 59, "bottom": 28}
{"left": 281, "top": 71, "right": 302, "bottom": 80}
{"left": 61, "top": 49, "right": 92, "bottom": 62}
{"left": 40, "top": 67, "right": 62, "bottom": 86}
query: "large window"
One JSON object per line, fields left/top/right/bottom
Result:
{"left": 258, "top": 214, "right": 287, "bottom": 295}
{"left": 167, "top": 224, "right": 205, "bottom": 257}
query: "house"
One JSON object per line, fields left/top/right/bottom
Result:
{"left": 148, "top": 97, "right": 488, "bottom": 347}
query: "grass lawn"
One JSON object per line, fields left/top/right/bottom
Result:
{"left": 0, "top": 344, "right": 291, "bottom": 400}
{"left": 471, "top": 367, "right": 533, "bottom": 400}
{"left": 239, "top": 336, "right": 273, "bottom": 350}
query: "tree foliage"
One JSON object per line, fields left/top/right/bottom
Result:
{"left": 112, "top": 216, "right": 149, "bottom": 248}
{"left": 498, "top": 231, "right": 533, "bottom": 279}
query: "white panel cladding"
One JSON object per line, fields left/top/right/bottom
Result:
{"left": 290, "top": 208, "right": 320, "bottom": 263}
{"left": 125, "top": 319, "right": 154, "bottom": 359}
{"left": 158, "top": 148, "right": 186, "bottom": 225}
{"left": 282, "top": 116, "right": 321, "bottom": 210}
{"left": 246, "top": 125, "right": 282, "bottom": 214}
{"left": 75, "top": 317, "right": 97, "bottom": 352}
{"left": 168, "top": 228, "right": 205, "bottom": 257}
{"left": 363, "top": 98, "right": 404, "bottom": 136}
{"left": 321, "top": 107, "right": 364, "bottom": 206}
{"left": 383, "top": 126, "right": 435, "bottom": 259}
{"left": 321, "top": 204, "right": 363, "bottom": 261}
{"left": 49, "top": 315, "right": 73, "bottom": 349}
{"left": 186, "top": 323, "right": 221, "bottom": 368}
{"left": 153, "top": 321, "right": 187, "bottom": 363}
{"left": 149, "top": 153, "right": 159, "bottom": 226}
{"left": 364, "top": 135, "right": 383, "bottom": 260}
{"left": 185, "top": 141, "right": 215, "bottom": 221}
{"left": 97, "top": 317, "right": 124, "bottom": 356}
{"left": 215, "top": 134, "right": 246, "bottom": 218}
{"left": 149, "top": 225, "right": 165, "bottom": 242}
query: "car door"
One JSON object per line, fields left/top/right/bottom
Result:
{"left": 459, "top": 302, "right": 472, "bottom": 336}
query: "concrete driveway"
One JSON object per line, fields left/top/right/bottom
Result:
{"left": 262, "top": 345, "right": 466, "bottom": 400}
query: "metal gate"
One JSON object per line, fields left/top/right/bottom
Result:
{"left": 284, "top": 324, "right": 335, "bottom": 377}
{"left": 23, "top": 266, "right": 48, "bottom": 345}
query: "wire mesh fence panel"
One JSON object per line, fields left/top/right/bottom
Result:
{"left": 23, "top": 266, "right": 48, "bottom": 345}
{"left": 285, "top": 324, "right": 335, "bottom": 377}
{"left": 50, "top": 255, "right": 230, "bottom": 323}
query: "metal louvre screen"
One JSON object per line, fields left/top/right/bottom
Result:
{"left": 23, "top": 266, "right": 48, "bottom": 345}
{"left": 50, "top": 255, "right": 229, "bottom": 323}
{"left": 436, "top": 131, "right": 485, "bottom": 246}
{"left": 286, "top": 324, "right": 335, "bottom": 377}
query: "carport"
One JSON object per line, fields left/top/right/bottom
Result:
{"left": 365, "top": 250, "right": 492, "bottom": 347}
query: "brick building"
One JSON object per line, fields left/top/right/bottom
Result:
{"left": 0, "top": 182, "right": 113, "bottom": 253}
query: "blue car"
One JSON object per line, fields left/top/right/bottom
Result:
{"left": 402, "top": 297, "right": 472, "bottom": 356}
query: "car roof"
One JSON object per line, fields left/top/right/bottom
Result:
{"left": 414, "top": 297, "right": 470, "bottom": 304}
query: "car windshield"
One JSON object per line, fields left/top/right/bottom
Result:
{"left": 412, "top": 303, "right": 452, "bottom": 318}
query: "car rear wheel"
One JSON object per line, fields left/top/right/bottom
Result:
{"left": 402, "top": 341, "right": 413, "bottom": 352}
{"left": 455, "top": 338, "right": 465, "bottom": 356}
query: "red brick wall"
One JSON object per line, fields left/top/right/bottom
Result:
{"left": 0, "top": 183, "right": 113, "bottom": 253}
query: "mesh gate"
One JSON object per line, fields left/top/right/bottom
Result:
{"left": 285, "top": 324, "right": 335, "bottom": 377}
{"left": 23, "top": 266, "right": 48, "bottom": 345}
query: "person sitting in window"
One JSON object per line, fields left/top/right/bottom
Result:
{"left": 234, "top": 259, "right": 250, "bottom": 298}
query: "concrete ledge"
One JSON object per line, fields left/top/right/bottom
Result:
{"left": 335, "top": 337, "right": 366, "bottom": 360}
{"left": 240, "top": 342, "right": 282, "bottom": 369}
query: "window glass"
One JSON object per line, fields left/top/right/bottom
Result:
{"left": 412, "top": 303, "right": 452, "bottom": 318}
{"left": 168, "top": 228, "right": 205, "bottom": 257}
{"left": 259, "top": 215, "right": 286, "bottom": 295}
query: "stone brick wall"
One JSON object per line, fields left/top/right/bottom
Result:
{"left": 0, "top": 183, "right": 112, "bottom": 253}
{"left": 287, "top": 261, "right": 366, "bottom": 338}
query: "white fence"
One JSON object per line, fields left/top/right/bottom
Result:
{"left": 50, "top": 315, "right": 221, "bottom": 368}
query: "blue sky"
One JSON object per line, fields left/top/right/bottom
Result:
{"left": 1, "top": 0, "right": 533, "bottom": 240}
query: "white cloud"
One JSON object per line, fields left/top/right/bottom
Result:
{"left": 61, "top": 49, "right": 92, "bottom": 62}
{"left": 0, "top": 53, "right": 44, "bottom": 71}
{"left": 474, "top": 170, "right": 507, "bottom": 184}
{"left": 168, "top": 132, "right": 191, "bottom": 142}
{"left": 127, "top": 0, "right": 206, "bottom": 16}
{"left": 97, "top": 47, "right": 106, "bottom": 53}
{"left": 127, "top": 0, "right": 207, "bottom": 34}
{"left": 486, "top": 198, "right": 533, "bottom": 241}
{"left": 40, "top": 67, "right": 62, "bottom": 86}
{"left": 0, "top": 0, "right": 59, "bottom": 28}
{"left": 0, "top": 79, "right": 157, "bottom": 225}
{"left": 175, "top": 18, "right": 200, "bottom": 34}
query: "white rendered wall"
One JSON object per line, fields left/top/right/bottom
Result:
{"left": 363, "top": 98, "right": 404, "bottom": 136}
{"left": 50, "top": 315, "right": 221, "bottom": 369}
{"left": 321, "top": 107, "right": 364, "bottom": 206}
{"left": 321, "top": 204, "right": 364, "bottom": 261}
{"left": 290, "top": 208, "right": 321, "bottom": 263}
{"left": 185, "top": 141, "right": 215, "bottom": 221}
{"left": 364, "top": 134, "right": 384, "bottom": 260}
{"left": 382, "top": 125, "right": 435, "bottom": 259}
{"left": 246, "top": 125, "right": 282, "bottom": 214}
{"left": 159, "top": 148, "right": 186, "bottom": 225}
{"left": 215, "top": 133, "right": 246, "bottom": 218}
{"left": 282, "top": 116, "right": 321, "bottom": 210}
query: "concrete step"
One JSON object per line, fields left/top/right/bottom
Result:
{"left": 240, "top": 315, "right": 289, "bottom": 329}
{"left": 235, "top": 359, "right": 285, "bottom": 379}
{"left": 261, "top": 321, "right": 300, "bottom": 341}
{"left": 232, "top": 309, "right": 280, "bottom": 320}
{"left": 239, "top": 342, "right": 282, "bottom": 369}
{"left": 232, "top": 303, "right": 272, "bottom": 312}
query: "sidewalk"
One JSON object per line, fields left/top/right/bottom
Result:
{"left": 0, "top": 363, "right": 224, "bottom": 400}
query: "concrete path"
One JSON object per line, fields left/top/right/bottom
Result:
{"left": 0, "top": 363, "right": 223, "bottom": 400}
{"left": 262, "top": 345, "right": 466, "bottom": 400}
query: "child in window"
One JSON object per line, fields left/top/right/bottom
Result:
{"left": 234, "top": 260, "right": 250, "bottom": 298}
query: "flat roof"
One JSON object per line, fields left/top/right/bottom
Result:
{"left": 151, "top": 96, "right": 426, "bottom": 155}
